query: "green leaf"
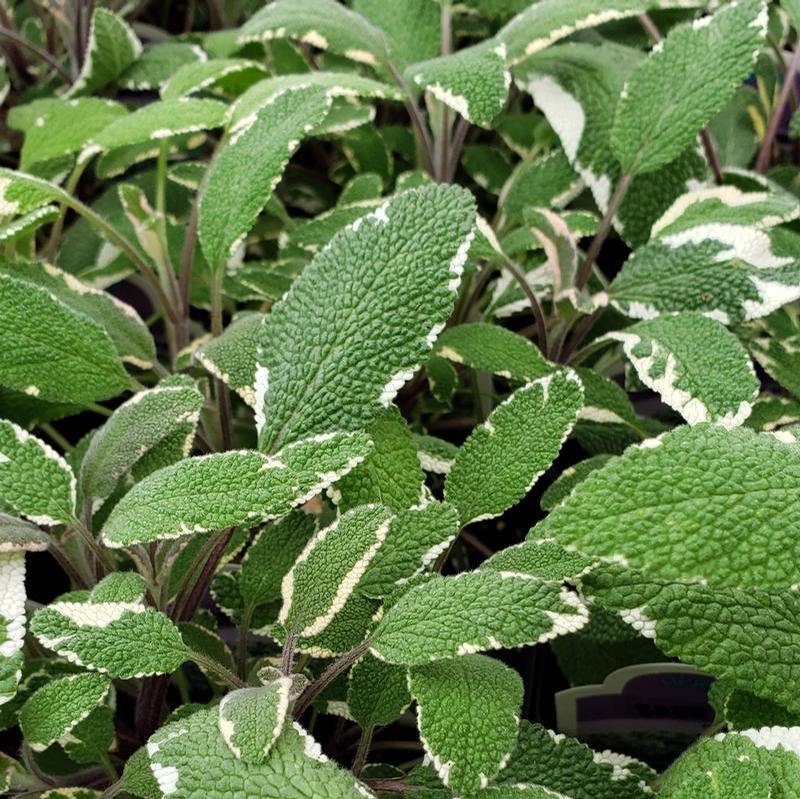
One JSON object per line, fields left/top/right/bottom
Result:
{"left": 445, "top": 370, "right": 583, "bottom": 525}
{"left": 0, "top": 274, "right": 130, "bottom": 403}
{"left": 237, "top": 0, "right": 389, "bottom": 68}
{"left": 606, "top": 312, "right": 759, "bottom": 428}
{"left": 279, "top": 504, "right": 392, "bottom": 637}
{"left": 434, "top": 323, "right": 550, "bottom": 382}
{"left": 19, "top": 672, "right": 110, "bottom": 751}
{"left": 256, "top": 184, "right": 476, "bottom": 452}
{"left": 0, "top": 205, "right": 59, "bottom": 245}
{"left": 199, "top": 86, "right": 331, "bottom": 269}
{"left": 497, "top": 720, "right": 656, "bottom": 799}
{"left": 538, "top": 424, "right": 800, "bottom": 589}
{"left": 119, "top": 42, "right": 207, "bottom": 91}
{"left": 68, "top": 8, "right": 141, "bottom": 96}
{"left": 611, "top": 0, "right": 767, "bottom": 175}
{"left": 0, "top": 551, "right": 25, "bottom": 706}
{"left": 161, "top": 58, "right": 267, "bottom": 100}
{"left": 0, "top": 260, "right": 155, "bottom": 369}
{"left": 218, "top": 680, "right": 292, "bottom": 763}
{"left": 481, "top": 540, "right": 596, "bottom": 582}
{"left": 406, "top": 40, "right": 510, "bottom": 128}
{"left": 0, "top": 167, "right": 63, "bottom": 218}
{"left": 81, "top": 381, "right": 203, "bottom": 509}
{"left": 89, "top": 572, "right": 148, "bottom": 604}
{"left": 413, "top": 433, "right": 459, "bottom": 475}
{"left": 0, "top": 418, "right": 75, "bottom": 525}
{"left": 101, "top": 430, "right": 371, "bottom": 547}
{"left": 0, "top": 512, "right": 50, "bottom": 552}
{"left": 410, "top": 654, "right": 523, "bottom": 794}
{"left": 371, "top": 570, "right": 588, "bottom": 665}
{"left": 709, "top": 681, "right": 800, "bottom": 731}
{"left": 63, "top": 704, "right": 114, "bottom": 765}
{"left": 539, "top": 455, "right": 613, "bottom": 512}
{"left": 146, "top": 707, "right": 375, "bottom": 798}
{"left": 348, "top": 652, "right": 410, "bottom": 728}
{"left": 30, "top": 602, "right": 188, "bottom": 678}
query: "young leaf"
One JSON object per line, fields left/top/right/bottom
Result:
{"left": 410, "top": 654, "right": 523, "bottom": 794}
{"left": 89, "top": 572, "right": 148, "bottom": 604}
{"left": 481, "top": 540, "right": 596, "bottom": 582}
{"left": 101, "top": 430, "right": 371, "bottom": 548}
{"left": 68, "top": 8, "right": 142, "bottom": 97}
{"left": 371, "top": 571, "right": 588, "bottom": 665}
{"left": 606, "top": 312, "right": 759, "bottom": 428}
{"left": 413, "top": 433, "right": 459, "bottom": 475}
{"left": 256, "top": 184, "right": 476, "bottom": 452}
{"left": 19, "top": 672, "right": 111, "bottom": 751}
{"left": 0, "top": 419, "right": 75, "bottom": 525}
{"left": 445, "top": 370, "right": 583, "bottom": 525}
{"left": 279, "top": 504, "right": 392, "bottom": 637}
{"left": 118, "top": 41, "right": 207, "bottom": 91}
{"left": 161, "top": 58, "right": 267, "bottom": 100}
{"left": 539, "top": 455, "right": 613, "bottom": 512}
{"left": 81, "top": 381, "right": 203, "bottom": 508}
{"left": 0, "top": 274, "right": 130, "bottom": 403}
{"left": 0, "top": 551, "right": 25, "bottom": 706}
{"left": 199, "top": 86, "right": 332, "bottom": 269}
{"left": 237, "top": 0, "right": 389, "bottom": 68}
{"left": 0, "top": 513, "right": 49, "bottom": 552}
{"left": 30, "top": 602, "right": 188, "bottom": 678}
{"left": 709, "top": 681, "right": 800, "bottom": 731}
{"left": 348, "top": 652, "right": 410, "bottom": 728}
{"left": 538, "top": 424, "right": 800, "bottom": 589}
{"left": 611, "top": 0, "right": 767, "bottom": 175}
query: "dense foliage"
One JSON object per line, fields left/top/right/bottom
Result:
{"left": 1, "top": 0, "right": 800, "bottom": 796}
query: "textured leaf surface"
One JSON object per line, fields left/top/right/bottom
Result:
{"left": 348, "top": 652, "right": 410, "bottom": 728}
{"left": 445, "top": 370, "right": 583, "bottom": 525}
{"left": 606, "top": 312, "right": 758, "bottom": 428}
{"left": 539, "top": 456, "right": 613, "bottom": 512}
{"left": 119, "top": 42, "right": 206, "bottom": 90}
{"left": 0, "top": 551, "right": 25, "bottom": 706}
{"left": 414, "top": 433, "right": 459, "bottom": 475}
{"left": 0, "top": 274, "right": 129, "bottom": 403}
{"left": 161, "top": 58, "right": 267, "bottom": 100}
{"left": 611, "top": 0, "right": 766, "bottom": 175}
{"left": 81, "top": 381, "right": 202, "bottom": 508}
{"left": 371, "top": 571, "right": 588, "bottom": 665}
{"left": 31, "top": 603, "right": 187, "bottom": 678}
{"left": 0, "top": 513, "right": 49, "bottom": 552}
{"left": 89, "top": 572, "right": 148, "bottom": 604}
{"left": 199, "top": 86, "right": 331, "bottom": 269}
{"left": 538, "top": 424, "right": 800, "bottom": 589}
{"left": 482, "top": 540, "right": 596, "bottom": 582}
{"left": 710, "top": 681, "right": 800, "bottom": 731}
{"left": 0, "top": 419, "right": 75, "bottom": 525}
{"left": 101, "top": 431, "right": 371, "bottom": 547}
{"left": 410, "top": 654, "right": 523, "bottom": 793}
{"left": 256, "top": 184, "right": 476, "bottom": 451}
{"left": 19, "top": 673, "right": 110, "bottom": 751}
{"left": 279, "top": 504, "right": 391, "bottom": 637}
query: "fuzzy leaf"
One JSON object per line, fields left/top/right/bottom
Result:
{"left": 445, "top": 370, "right": 583, "bottom": 525}
{"left": 0, "top": 419, "right": 75, "bottom": 525}
{"left": 89, "top": 572, "right": 148, "bottom": 604}
{"left": 413, "top": 433, "right": 459, "bottom": 475}
{"left": 539, "top": 424, "right": 800, "bottom": 589}
{"left": 119, "top": 42, "right": 207, "bottom": 91}
{"left": 0, "top": 551, "right": 25, "bottom": 706}
{"left": 101, "top": 430, "right": 371, "bottom": 547}
{"left": 410, "top": 654, "right": 523, "bottom": 793}
{"left": 611, "top": 0, "right": 767, "bottom": 175}
{"left": 348, "top": 652, "right": 410, "bottom": 728}
{"left": 199, "top": 86, "right": 331, "bottom": 269}
{"left": 0, "top": 274, "right": 130, "bottom": 403}
{"left": 30, "top": 603, "right": 188, "bottom": 678}
{"left": 19, "top": 673, "right": 110, "bottom": 751}
{"left": 279, "top": 504, "right": 392, "bottom": 637}
{"left": 0, "top": 513, "right": 49, "bottom": 552}
{"left": 482, "top": 540, "right": 596, "bottom": 582}
{"left": 709, "top": 682, "right": 800, "bottom": 731}
{"left": 161, "top": 58, "right": 267, "bottom": 100}
{"left": 539, "top": 455, "right": 613, "bottom": 512}
{"left": 371, "top": 571, "right": 588, "bottom": 665}
{"left": 256, "top": 184, "right": 476, "bottom": 452}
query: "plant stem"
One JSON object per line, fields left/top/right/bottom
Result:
{"left": 45, "top": 158, "right": 88, "bottom": 260}
{"left": 281, "top": 631, "right": 296, "bottom": 675}
{"left": 40, "top": 422, "right": 71, "bottom": 451}
{"left": 237, "top": 604, "right": 254, "bottom": 681}
{"left": 558, "top": 307, "right": 603, "bottom": 364}
{"left": 502, "top": 257, "right": 549, "bottom": 355}
{"left": 445, "top": 116, "right": 470, "bottom": 182}
{"left": 0, "top": 24, "right": 69, "bottom": 81}
{"left": 756, "top": 40, "right": 800, "bottom": 172}
{"left": 177, "top": 196, "right": 199, "bottom": 349}
{"left": 188, "top": 649, "right": 247, "bottom": 689}
{"left": 387, "top": 61, "right": 436, "bottom": 177}
{"left": 352, "top": 725, "right": 374, "bottom": 776}
{"left": 171, "top": 528, "right": 233, "bottom": 622}
{"left": 71, "top": 516, "right": 115, "bottom": 577}
{"left": 210, "top": 267, "right": 234, "bottom": 449}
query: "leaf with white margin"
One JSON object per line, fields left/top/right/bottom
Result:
{"left": 19, "top": 672, "right": 110, "bottom": 751}
{"left": 119, "top": 41, "right": 207, "bottom": 91}
{"left": 0, "top": 418, "right": 75, "bottom": 525}
{"left": 146, "top": 706, "right": 375, "bottom": 798}
{"left": 81, "top": 380, "right": 203, "bottom": 509}
{"left": 357, "top": 501, "right": 460, "bottom": 598}
{"left": 481, "top": 540, "right": 596, "bottom": 583}
{"left": 611, "top": 0, "right": 767, "bottom": 175}
{"left": 0, "top": 513, "right": 49, "bottom": 553}
{"left": 0, "top": 166, "right": 64, "bottom": 219}
{"left": 161, "top": 58, "right": 267, "bottom": 100}
{"left": 67, "top": 8, "right": 141, "bottom": 97}
{"left": 0, "top": 260, "right": 155, "bottom": 369}
{"left": 256, "top": 184, "right": 476, "bottom": 452}
{"left": 539, "top": 456, "right": 613, "bottom": 513}
{"left": 199, "top": 86, "right": 331, "bottom": 270}
{"left": 371, "top": 570, "right": 588, "bottom": 665}
{"left": 218, "top": 680, "right": 292, "bottom": 763}
{"left": 0, "top": 552, "right": 25, "bottom": 705}
{"left": 348, "top": 652, "right": 410, "bottom": 728}
{"left": 413, "top": 433, "right": 459, "bottom": 475}
{"left": 496, "top": 0, "right": 704, "bottom": 65}
{"left": 0, "top": 206, "right": 59, "bottom": 245}
{"left": 539, "top": 424, "right": 800, "bottom": 589}
{"left": 30, "top": 602, "right": 188, "bottom": 678}
{"left": 0, "top": 274, "right": 130, "bottom": 403}
{"left": 406, "top": 40, "right": 510, "bottom": 128}
{"left": 606, "top": 312, "right": 759, "bottom": 428}
{"left": 410, "top": 654, "right": 523, "bottom": 794}
{"left": 237, "top": 0, "right": 389, "bottom": 68}
{"left": 101, "top": 430, "right": 371, "bottom": 548}
{"left": 496, "top": 720, "right": 656, "bottom": 799}
{"left": 583, "top": 566, "right": 800, "bottom": 715}
{"left": 659, "top": 728, "right": 800, "bottom": 798}
{"left": 88, "top": 572, "right": 148, "bottom": 604}
{"left": 434, "top": 323, "right": 551, "bottom": 382}
{"left": 445, "top": 370, "right": 583, "bottom": 526}
{"left": 92, "top": 99, "right": 226, "bottom": 152}
{"left": 474, "top": 787, "right": 579, "bottom": 798}
{"left": 279, "top": 504, "right": 392, "bottom": 637}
